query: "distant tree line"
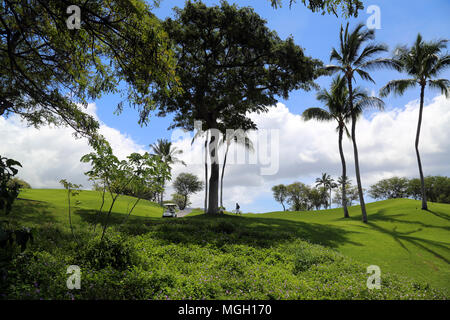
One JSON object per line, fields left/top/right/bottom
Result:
{"left": 369, "top": 176, "right": 450, "bottom": 204}
{"left": 272, "top": 176, "right": 363, "bottom": 212}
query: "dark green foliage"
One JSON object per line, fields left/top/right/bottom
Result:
{"left": 7, "top": 177, "right": 31, "bottom": 190}
{"left": 173, "top": 173, "right": 203, "bottom": 210}
{"left": 76, "top": 234, "right": 135, "bottom": 271}
{"left": 0, "top": 0, "right": 179, "bottom": 137}
{"left": 369, "top": 177, "right": 409, "bottom": 200}
{"left": 0, "top": 156, "right": 22, "bottom": 215}
{"left": 1, "top": 214, "right": 445, "bottom": 300}
{"left": 272, "top": 184, "right": 289, "bottom": 211}
{"left": 270, "top": 0, "right": 364, "bottom": 18}
{"left": 154, "top": 0, "right": 322, "bottom": 214}
{"left": 369, "top": 176, "right": 450, "bottom": 204}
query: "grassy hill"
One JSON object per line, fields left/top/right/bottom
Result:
{"left": 1, "top": 189, "right": 448, "bottom": 299}
{"left": 242, "top": 199, "right": 450, "bottom": 294}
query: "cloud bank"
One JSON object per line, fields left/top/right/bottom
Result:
{"left": 1, "top": 95, "right": 449, "bottom": 212}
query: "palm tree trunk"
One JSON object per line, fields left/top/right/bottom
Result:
{"left": 204, "top": 131, "right": 209, "bottom": 213}
{"left": 329, "top": 188, "right": 332, "bottom": 209}
{"left": 338, "top": 125, "right": 349, "bottom": 218}
{"left": 348, "top": 77, "right": 367, "bottom": 223}
{"left": 220, "top": 143, "right": 230, "bottom": 208}
{"left": 416, "top": 84, "right": 428, "bottom": 210}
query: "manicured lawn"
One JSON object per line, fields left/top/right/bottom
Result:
{"left": 2, "top": 189, "right": 448, "bottom": 299}
{"left": 242, "top": 199, "right": 450, "bottom": 294}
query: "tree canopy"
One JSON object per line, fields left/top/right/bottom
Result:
{"left": 0, "top": 0, "right": 179, "bottom": 138}
{"left": 270, "top": 0, "right": 364, "bottom": 18}
{"left": 153, "top": 0, "right": 322, "bottom": 214}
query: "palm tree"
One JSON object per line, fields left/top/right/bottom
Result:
{"left": 380, "top": 34, "right": 450, "bottom": 210}
{"left": 325, "top": 22, "right": 392, "bottom": 223}
{"left": 150, "top": 138, "right": 186, "bottom": 204}
{"left": 303, "top": 76, "right": 351, "bottom": 217}
{"left": 219, "top": 129, "right": 254, "bottom": 209}
{"left": 314, "top": 173, "right": 337, "bottom": 210}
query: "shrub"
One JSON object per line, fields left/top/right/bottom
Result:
{"left": 76, "top": 234, "right": 135, "bottom": 271}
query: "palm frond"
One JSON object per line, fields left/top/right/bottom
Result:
{"left": 354, "top": 69, "right": 375, "bottom": 83}
{"left": 302, "top": 108, "right": 333, "bottom": 122}
{"left": 379, "top": 79, "right": 417, "bottom": 97}
{"left": 428, "top": 79, "right": 450, "bottom": 97}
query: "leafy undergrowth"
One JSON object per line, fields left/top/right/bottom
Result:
{"left": 1, "top": 214, "right": 446, "bottom": 300}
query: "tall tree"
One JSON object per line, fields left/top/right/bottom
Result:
{"left": 219, "top": 129, "right": 254, "bottom": 209}
{"left": 314, "top": 173, "right": 337, "bottom": 209}
{"left": 0, "top": 0, "right": 179, "bottom": 139}
{"left": 154, "top": 1, "right": 321, "bottom": 215}
{"left": 272, "top": 184, "right": 289, "bottom": 211}
{"left": 270, "top": 0, "right": 363, "bottom": 17}
{"left": 325, "top": 23, "right": 391, "bottom": 223}
{"left": 303, "top": 75, "right": 351, "bottom": 217}
{"left": 173, "top": 173, "right": 204, "bottom": 210}
{"left": 380, "top": 34, "right": 450, "bottom": 210}
{"left": 150, "top": 138, "right": 186, "bottom": 204}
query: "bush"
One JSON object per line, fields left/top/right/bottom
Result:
{"left": 76, "top": 234, "right": 135, "bottom": 271}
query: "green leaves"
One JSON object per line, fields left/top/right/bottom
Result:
{"left": 155, "top": 0, "right": 321, "bottom": 132}
{"left": 1, "top": 0, "right": 179, "bottom": 136}
{"left": 0, "top": 156, "right": 22, "bottom": 215}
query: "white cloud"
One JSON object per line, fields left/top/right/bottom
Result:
{"left": 0, "top": 103, "right": 145, "bottom": 189}
{"left": 169, "top": 94, "right": 450, "bottom": 211}
{"left": 1, "top": 95, "right": 449, "bottom": 212}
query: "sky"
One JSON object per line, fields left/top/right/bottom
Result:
{"left": 1, "top": 0, "right": 450, "bottom": 213}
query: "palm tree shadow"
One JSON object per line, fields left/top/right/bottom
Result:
{"left": 75, "top": 209, "right": 362, "bottom": 249}
{"left": 364, "top": 222, "right": 450, "bottom": 264}
{"left": 426, "top": 209, "right": 450, "bottom": 222}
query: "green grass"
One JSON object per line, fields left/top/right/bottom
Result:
{"left": 243, "top": 199, "right": 450, "bottom": 293}
{"left": 1, "top": 189, "right": 448, "bottom": 299}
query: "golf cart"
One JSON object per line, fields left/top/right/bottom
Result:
{"left": 162, "top": 203, "right": 178, "bottom": 218}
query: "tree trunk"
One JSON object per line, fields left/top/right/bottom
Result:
{"left": 220, "top": 142, "right": 230, "bottom": 208}
{"left": 204, "top": 132, "right": 209, "bottom": 213}
{"left": 281, "top": 202, "right": 285, "bottom": 211}
{"left": 93, "top": 183, "right": 106, "bottom": 232}
{"left": 338, "top": 125, "right": 349, "bottom": 218}
{"left": 183, "top": 194, "right": 188, "bottom": 210}
{"left": 348, "top": 77, "right": 367, "bottom": 223}
{"left": 160, "top": 180, "right": 165, "bottom": 205}
{"left": 207, "top": 133, "right": 219, "bottom": 215}
{"left": 329, "top": 188, "right": 332, "bottom": 209}
{"left": 68, "top": 190, "right": 75, "bottom": 238}
{"left": 416, "top": 84, "right": 428, "bottom": 210}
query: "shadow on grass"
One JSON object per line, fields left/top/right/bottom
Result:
{"left": 74, "top": 208, "right": 362, "bottom": 249}
{"left": 5, "top": 199, "right": 57, "bottom": 226}
{"left": 426, "top": 209, "right": 450, "bottom": 222}
{"left": 362, "top": 222, "right": 450, "bottom": 265}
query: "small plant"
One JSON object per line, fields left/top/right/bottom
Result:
{"left": 59, "top": 179, "right": 82, "bottom": 239}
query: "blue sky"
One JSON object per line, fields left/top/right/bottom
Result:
{"left": 94, "top": 0, "right": 450, "bottom": 146}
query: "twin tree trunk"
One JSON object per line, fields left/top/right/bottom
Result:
{"left": 207, "top": 132, "right": 220, "bottom": 214}
{"left": 348, "top": 77, "right": 368, "bottom": 223}
{"left": 416, "top": 84, "right": 428, "bottom": 210}
{"left": 338, "top": 125, "right": 349, "bottom": 218}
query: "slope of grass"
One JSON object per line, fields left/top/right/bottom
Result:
{"left": 243, "top": 199, "right": 450, "bottom": 294}
{"left": 1, "top": 189, "right": 448, "bottom": 299}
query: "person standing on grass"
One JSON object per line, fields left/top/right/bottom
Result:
{"left": 235, "top": 203, "right": 241, "bottom": 215}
